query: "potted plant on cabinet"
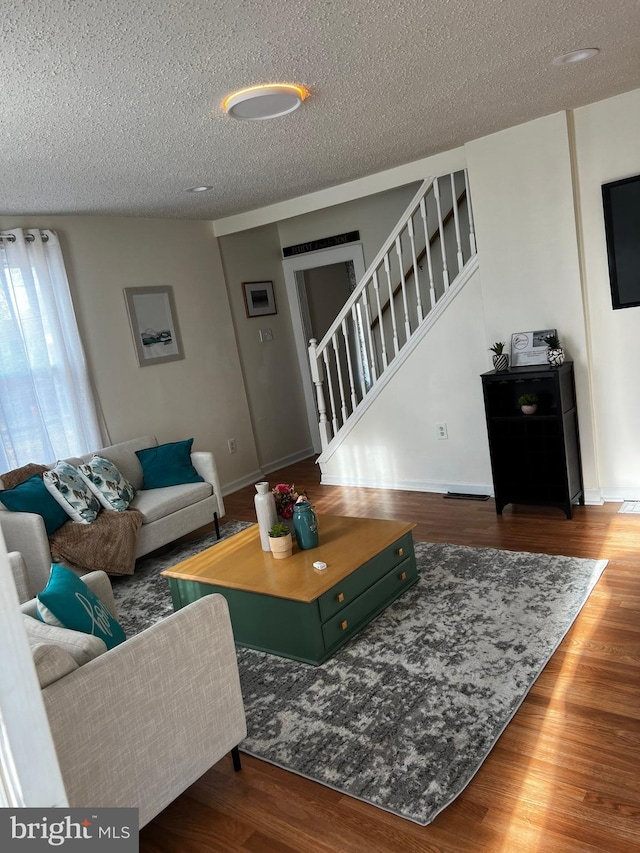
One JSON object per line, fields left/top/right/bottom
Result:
{"left": 543, "top": 333, "right": 565, "bottom": 367}
{"left": 268, "top": 521, "right": 293, "bottom": 559}
{"left": 489, "top": 341, "right": 509, "bottom": 371}
{"left": 518, "top": 393, "right": 539, "bottom": 415}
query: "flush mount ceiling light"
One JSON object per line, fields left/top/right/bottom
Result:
{"left": 223, "top": 83, "right": 309, "bottom": 120}
{"left": 186, "top": 185, "right": 213, "bottom": 193}
{"left": 552, "top": 48, "right": 600, "bottom": 66}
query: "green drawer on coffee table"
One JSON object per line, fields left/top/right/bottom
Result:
{"left": 321, "top": 556, "right": 417, "bottom": 649}
{"left": 318, "top": 531, "right": 415, "bottom": 621}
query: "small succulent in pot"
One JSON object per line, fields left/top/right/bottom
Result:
{"left": 268, "top": 521, "right": 291, "bottom": 538}
{"left": 543, "top": 333, "right": 565, "bottom": 367}
{"left": 489, "top": 341, "right": 509, "bottom": 372}
{"left": 518, "top": 393, "right": 539, "bottom": 415}
{"left": 268, "top": 521, "right": 293, "bottom": 559}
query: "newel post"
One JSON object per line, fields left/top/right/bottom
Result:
{"left": 308, "top": 339, "right": 331, "bottom": 450}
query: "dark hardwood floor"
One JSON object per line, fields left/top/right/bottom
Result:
{"left": 140, "top": 457, "right": 640, "bottom": 852}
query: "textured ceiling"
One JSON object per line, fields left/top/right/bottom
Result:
{"left": 1, "top": 0, "right": 639, "bottom": 220}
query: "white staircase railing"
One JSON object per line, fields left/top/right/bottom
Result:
{"left": 308, "top": 168, "right": 477, "bottom": 452}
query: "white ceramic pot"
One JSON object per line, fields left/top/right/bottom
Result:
{"left": 521, "top": 404, "right": 537, "bottom": 415}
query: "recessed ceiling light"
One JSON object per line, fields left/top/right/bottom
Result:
{"left": 222, "top": 83, "right": 309, "bottom": 121}
{"left": 552, "top": 48, "right": 599, "bottom": 66}
{"left": 186, "top": 186, "right": 213, "bottom": 193}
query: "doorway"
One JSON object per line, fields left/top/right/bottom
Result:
{"left": 282, "top": 243, "right": 366, "bottom": 453}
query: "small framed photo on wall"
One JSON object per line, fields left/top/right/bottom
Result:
{"left": 243, "top": 281, "right": 277, "bottom": 318}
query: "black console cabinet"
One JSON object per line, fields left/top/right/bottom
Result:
{"left": 481, "top": 362, "right": 584, "bottom": 519}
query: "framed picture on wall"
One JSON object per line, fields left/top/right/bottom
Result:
{"left": 124, "top": 285, "right": 184, "bottom": 367}
{"left": 243, "top": 281, "right": 277, "bottom": 317}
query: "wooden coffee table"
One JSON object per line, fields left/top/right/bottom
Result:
{"left": 161, "top": 515, "right": 417, "bottom": 664}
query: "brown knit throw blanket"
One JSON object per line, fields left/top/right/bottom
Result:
{"left": 1, "top": 463, "right": 143, "bottom": 576}
{"left": 49, "top": 507, "right": 144, "bottom": 576}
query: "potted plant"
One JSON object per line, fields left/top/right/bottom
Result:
{"left": 543, "top": 333, "right": 565, "bottom": 367}
{"left": 489, "top": 341, "right": 509, "bottom": 372}
{"left": 268, "top": 521, "right": 293, "bottom": 560}
{"left": 518, "top": 393, "right": 539, "bottom": 415}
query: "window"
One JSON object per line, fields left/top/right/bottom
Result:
{"left": 0, "top": 229, "right": 101, "bottom": 472}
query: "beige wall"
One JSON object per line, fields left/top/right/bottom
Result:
{"left": 0, "top": 214, "right": 258, "bottom": 489}
{"left": 277, "top": 184, "right": 421, "bottom": 269}
{"left": 217, "top": 223, "right": 312, "bottom": 470}
{"left": 573, "top": 89, "right": 640, "bottom": 498}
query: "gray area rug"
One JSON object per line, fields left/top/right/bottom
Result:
{"left": 112, "top": 521, "right": 607, "bottom": 825}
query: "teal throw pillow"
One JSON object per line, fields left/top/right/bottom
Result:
{"left": 43, "top": 460, "right": 101, "bottom": 524}
{"left": 136, "top": 438, "right": 204, "bottom": 489}
{"left": 0, "top": 475, "right": 69, "bottom": 535}
{"left": 37, "top": 564, "right": 126, "bottom": 650}
{"left": 78, "top": 456, "right": 136, "bottom": 512}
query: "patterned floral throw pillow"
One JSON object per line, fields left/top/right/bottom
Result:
{"left": 43, "top": 461, "right": 101, "bottom": 524}
{"left": 78, "top": 456, "right": 136, "bottom": 512}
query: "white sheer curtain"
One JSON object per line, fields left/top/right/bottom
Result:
{"left": 0, "top": 228, "right": 102, "bottom": 472}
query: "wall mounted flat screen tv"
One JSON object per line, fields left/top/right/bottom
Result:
{"left": 602, "top": 173, "right": 640, "bottom": 310}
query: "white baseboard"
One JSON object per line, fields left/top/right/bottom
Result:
{"left": 319, "top": 472, "right": 494, "bottom": 496}
{"left": 583, "top": 489, "right": 605, "bottom": 505}
{"left": 599, "top": 486, "right": 640, "bottom": 503}
{"left": 221, "top": 448, "right": 317, "bottom": 498}
{"left": 260, "top": 447, "right": 317, "bottom": 476}
{"left": 221, "top": 468, "right": 264, "bottom": 497}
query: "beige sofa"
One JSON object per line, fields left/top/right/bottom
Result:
{"left": 0, "top": 435, "right": 225, "bottom": 595}
{"left": 14, "top": 553, "right": 246, "bottom": 827}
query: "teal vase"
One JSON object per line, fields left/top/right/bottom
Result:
{"left": 293, "top": 501, "right": 319, "bottom": 550}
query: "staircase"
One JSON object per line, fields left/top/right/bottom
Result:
{"left": 308, "top": 169, "right": 479, "bottom": 459}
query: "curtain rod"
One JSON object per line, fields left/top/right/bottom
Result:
{"left": 0, "top": 232, "right": 50, "bottom": 243}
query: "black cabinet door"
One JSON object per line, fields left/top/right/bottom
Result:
{"left": 481, "top": 362, "right": 584, "bottom": 518}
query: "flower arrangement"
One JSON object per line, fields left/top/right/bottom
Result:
{"left": 272, "top": 483, "right": 308, "bottom": 519}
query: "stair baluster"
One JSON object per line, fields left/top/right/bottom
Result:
{"left": 407, "top": 216, "right": 424, "bottom": 324}
{"left": 322, "top": 346, "right": 340, "bottom": 436}
{"left": 383, "top": 253, "right": 400, "bottom": 357}
{"left": 450, "top": 173, "right": 464, "bottom": 274}
{"left": 433, "top": 177, "right": 449, "bottom": 290}
{"left": 394, "top": 236, "right": 412, "bottom": 343}
{"left": 419, "top": 197, "right": 437, "bottom": 310}
{"left": 372, "top": 271, "right": 388, "bottom": 369}
{"left": 464, "top": 168, "right": 477, "bottom": 254}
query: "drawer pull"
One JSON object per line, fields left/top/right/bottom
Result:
{"left": 396, "top": 547, "right": 404, "bottom": 557}
{"left": 336, "top": 592, "right": 345, "bottom": 603}
{"left": 399, "top": 571, "right": 407, "bottom": 581}
{"left": 340, "top": 619, "right": 348, "bottom": 631}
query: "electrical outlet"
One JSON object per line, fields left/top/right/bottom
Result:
{"left": 227, "top": 438, "right": 237, "bottom": 454}
{"left": 259, "top": 328, "right": 273, "bottom": 342}
{"left": 436, "top": 422, "right": 448, "bottom": 440}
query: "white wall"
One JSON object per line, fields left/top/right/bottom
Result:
{"left": 319, "top": 271, "right": 493, "bottom": 492}
{"left": 0, "top": 214, "right": 259, "bottom": 490}
{"left": 464, "top": 111, "right": 598, "bottom": 495}
{"left": 573, "top": 89, "right": 640, "bottom": 498}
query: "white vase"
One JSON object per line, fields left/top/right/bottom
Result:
{"left": 254, "top": 482, "right": 277, "bottom": 552}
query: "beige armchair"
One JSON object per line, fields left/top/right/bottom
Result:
{"left": 15, "top": 553, "right": 246, "bottom": 827}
